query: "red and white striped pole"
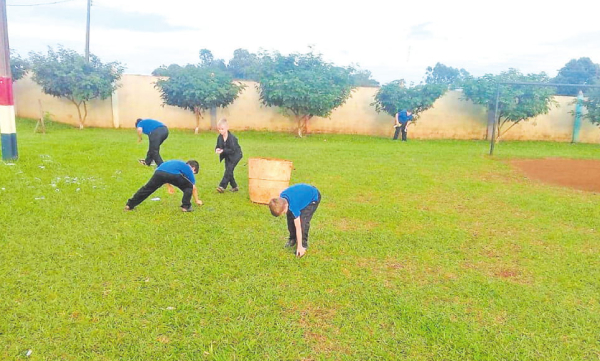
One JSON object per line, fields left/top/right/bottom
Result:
{"left": 0, "top": 0, "right": 17, "bottom": 161}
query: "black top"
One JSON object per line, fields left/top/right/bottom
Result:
{"left": 216, "top": 131, "right": 243, "bottom": 162}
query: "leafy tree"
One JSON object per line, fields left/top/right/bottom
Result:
{"left": 462, "top": 69, "right": 556, "bottom": 141}
{"left": 29, "top": 46, "right": 124, "bottom": 129}
{"left": 227, "top": 48, "right": 260, "bottom": 80}
{"left": 10, "top": 51, "right": 30, "bottom": 81}
{"left": 582, "top": 86, "right": 600, "bottom": 127}
{"left": 151, "top": 64, "right": 183, "bottom": 77}
{"left": 349, "top": 66, "right": 379, "bottom": 87}
{"left": 425, "top": 62, "right": 470, "bottom": 89}
{"left": 198, "top": 48, "right": 226, "bottom": 70}
{"left": 155, "top": 65, "right": 245, "bottom": 133}
{"left": 372, "top": 80, "right": 447, "bottom": 121}
{"left": 552, "top": 57, "right": 600, "bottom": 95}
{"left": 256, "top": 51, "right": 355, "bottom": 137}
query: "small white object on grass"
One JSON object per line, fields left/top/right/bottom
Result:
{"left": 38, "top": 166, "right": 45, "bottom": 169}
{"left": 25, "top": 350, "right": 32, "bottom": 357}
{"left": 5, "top": 163, "right": 15, "bottom": 166}
{"left": 35, "top": 196, "right": 45, "bottom": 200}
{"left": 151, "top": 197, "right": 161, "bottom": 201}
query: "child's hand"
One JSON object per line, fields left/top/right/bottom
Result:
{"left": 296, "top": 246, "right": 306, "bottom": 258}
{"left": 196, "top": 199, "right": 203, "bottom": 206}
{"left": 215, "top": 148, "right": 223, "bottom": 154}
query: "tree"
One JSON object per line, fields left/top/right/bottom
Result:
{"left": 552, "top": 57, "right": 600, "bottom": 95}
{"left": 227, "top": 48, "right": 260, "bottom": 80}
{"left": 155, "top": 65, "right": 245, "bottom": 133}
{"left": 372, "top": 80, "right": 447, "bottom": 121}
{"left": 151, "top": 64, "right": 183, "bottom": 77}
{"left": 425, "top": 62, "right": 470, "bottom": 89}
{"left": 10, "top": 51, "right": 30, "bottom": 81}
{"left": 462, "top": 69, "right": 557, "bottom": 141}
{"left": 29, "top": 46, "right": 124, "bottom": 129}
{"left": 349, "top": 66, "right": 379, "bottom": 87}
{"left": 256, "top": 51, "right": 355, "bottom": 137}
{"left": 582, "top": 86, "right": 600, "bottom": 127}
{"left": 198, "top": 49, "right": 226, "bottom": 70}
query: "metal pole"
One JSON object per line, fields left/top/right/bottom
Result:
{"left": 572, "top": 90, "right": 583, "bottom": 143}
{"left": 85, "top": 0, "right": 91, "bottom": 62}
{"left": 489, "top": 83, "right": 500, "bottom": 156}
{"left": 0, "top": 0, "right": 17, "bottom": 161}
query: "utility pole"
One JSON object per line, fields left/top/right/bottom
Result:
{"left": 0, "top": 0, "right": 17, "bottom": 161}
{"left": 85, "top": 0, "right": 91, "bottom": 62}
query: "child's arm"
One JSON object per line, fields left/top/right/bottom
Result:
{"left": 192, "top": 185, "right": 203, "bottom": 205}
{"left": 137, "top": 127, "right": 143, "bottom": 143}
{"left": 294, "top": 217, "right": 305, "bottom": 257}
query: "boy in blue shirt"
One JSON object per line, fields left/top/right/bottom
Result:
{"left": 136, "top": 118, "right": 169, "bottom": 166}
{"left": 268, "top": 184, "right": 321, "bottom": 258}
{"left": 125, "top": 160, "right": 202, "bottom": 212}
{"left": 393, "top": 109, "right": 413, "bottom": 141}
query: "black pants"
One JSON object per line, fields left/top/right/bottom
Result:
{"left": 286, "top": 193, "right": 321, "bottom": 248}
{"left": 145, "top": 126, "right": 169, "bottom": 166}
{"left": 219, "top": 156, "right": 241, "bottom": 189}
{"left": 393, "top": 123, "right": 407, "bottom": 141}
{"left": 127, "top": 171, "right": 193, "bottom": 210}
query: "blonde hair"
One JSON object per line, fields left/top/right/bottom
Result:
{"left": 268, "top": 197, "right": 287, "bottom": 216}
{"left": 217, "top": 118, "right": 228, "bottom": 128}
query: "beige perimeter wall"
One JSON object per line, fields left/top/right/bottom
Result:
{"left": 13, "top": 74, "right": 600, "bottom": 143}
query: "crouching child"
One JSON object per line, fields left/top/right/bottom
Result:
{"left": 269, "top": 184, "right": 321, "bottom": 258}
{"left": 125, "top": 160, "right": 202, "bottom": 212}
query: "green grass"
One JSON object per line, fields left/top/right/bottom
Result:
{"left": 1, "top": 118, "right": 599, "bottom": 360}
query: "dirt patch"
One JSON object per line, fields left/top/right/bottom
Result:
{"left": 510, "top": 158, "right": 600, "bottom": 193}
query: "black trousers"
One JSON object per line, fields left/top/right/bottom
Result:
{"left": 219, "top": 156, "right": 241, "bottom": 189}
{"left": 286, "top": 193, "right": 321, "bottom": 248}
{"left": 393, "top": 123, "right": 407, "bottom": 141}
{"left": 127, "top": 171, "right": 193, "bottom": 210}
{"left": 145, "top": 126, "right": 169, "bottom": 166}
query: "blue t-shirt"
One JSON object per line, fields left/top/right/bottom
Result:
{"left": 398, "top": 110, "right": 413, "bottom": 124}
{"left": 138, "top": 119, "right": 165, "bottom": 134}
{"left": 156, "top": 160, "right": 195, "bottom": 185}
{"left": 280, "top": 184, "right": 319, "bottom": 218}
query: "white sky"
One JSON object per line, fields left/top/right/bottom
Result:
{"left": 6, "top": 0, "right": 600, "bottom": 84}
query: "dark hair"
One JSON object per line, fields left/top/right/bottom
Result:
{"left": 187, "top": 160, "right": 200, "bottom": 174}
{"left": 135, "top": 118, "right": 142, "bottom": 127}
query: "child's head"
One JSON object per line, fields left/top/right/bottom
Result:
{"left": 268, "top": 197, "right": 288, "bottom": 216}
{"left": 186, "top": 160, "right": 200, "bottom": 174}
{"left": 135, "top": 118, "right": 142, "bottom": 127}
{"left": 217, "top": 118, "right": 229, "bottom": 135}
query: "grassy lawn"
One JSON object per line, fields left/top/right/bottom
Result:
{"left": 1, "top": 118, "right": 599, "bottom": 360}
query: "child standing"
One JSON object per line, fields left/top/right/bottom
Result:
{"left": 269, "top": 184, "right": 321, "bottom": 258}
{"left": 215, "top": 118, "right": 243, "bottom": 193}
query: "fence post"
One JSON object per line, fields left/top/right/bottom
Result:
{"left": 571, "top": 90, "right": 583, "bottom": 143}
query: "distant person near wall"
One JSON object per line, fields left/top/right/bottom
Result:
{"left": 393, "top": 110, "right": 413, "bottom": 141}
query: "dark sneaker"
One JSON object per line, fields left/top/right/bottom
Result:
{"left": 229, "top": 187, "right": 239, "bottom": 192}
{"left": 285, "top": 239, "right": 297, "bottom": 248}
{"left": 181, "top": 207, "right": 194, "bottom": 212}
{"left": 216, "top": 187, "right": 225, "bottom": 193}
{"left": 124, "top": 205, "right": 133, "bottom": 211}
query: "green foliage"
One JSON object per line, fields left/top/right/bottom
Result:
{"left": 155, "top": 65, "right": 245, "bottom": 131}
{"left": 227, "top": 48, "right": 260, "bottom": 80}
{"left": 10, "top": 50, "right": 29, "bottom": 81}
{"left": 462, "top": 69, "right": 556, "bottom": 140}
{"left": 151, "top": 63, "right": 183, "bottom": 77}
{"left": 349, "top": 67, "right": 380, "bottom": 87}
{"left": 373, "top": 80, "right": 447, "bottom": 119}
{"left": 425, "top": 62, "right": 470, "bottom": 89}
{"left": 582, "top": 86, "right": 600, "bottom": 126}
{"left": 256, "top": 51, "right": 355, "bottom": 136}
{"left": 552, "top": 57, "right": 600, "bottom": 95}
{"left": 29, "top": 46, "right": 124, "bottom": 128}
{"left": 198, "top": 48, "right": 227, "bottom": 70}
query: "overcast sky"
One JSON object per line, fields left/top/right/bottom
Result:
{"left": 6, "top": 0, "right": 600, "bottom": 84}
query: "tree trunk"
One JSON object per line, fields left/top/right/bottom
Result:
{"left": 194, "top": 106, "right": 201, "bottom": 134}
{"left": 70, "top": 99, "right": 84, "bottom": 129}
{"left": 296, "top": 115, "right": 310, "bottom": 137}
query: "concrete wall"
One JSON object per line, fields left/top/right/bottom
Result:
{"left": 13, "top": 74, "right": 600, "bottom": 143}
